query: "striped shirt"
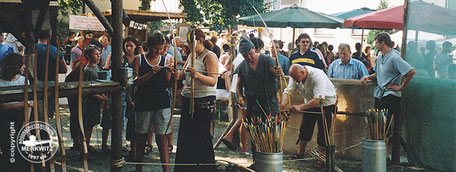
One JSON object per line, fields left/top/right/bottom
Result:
{"left": 327, "top": 58, "right": 368, "bottom": 79}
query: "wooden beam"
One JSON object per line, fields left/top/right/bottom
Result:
{"left": 0, "top": 81, "right": 121, "bottom": 103}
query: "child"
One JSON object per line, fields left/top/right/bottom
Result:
{"left": 82, "top": 46, "right": 108, "bottom": 157}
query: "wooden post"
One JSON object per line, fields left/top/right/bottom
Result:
{"left": 111, "top": 0, "right": 124, "bottom": 171}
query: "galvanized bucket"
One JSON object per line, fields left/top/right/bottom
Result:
{"left": 362, "top": 138, "right": 386, "bottom": 172}
{"left": 121, "top": 67, "right": 133, "bottom": 85}
{"left": 254, "top": 151, "right": 283, "bottom": 172}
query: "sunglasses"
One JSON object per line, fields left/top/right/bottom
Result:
{"left": 301, "top": 40, "right": 310, "bottom": 44}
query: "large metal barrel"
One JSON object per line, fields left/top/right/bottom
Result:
{"left": 362, "top": 138, "right": 387, "bottom": 172}
{"left": 254, "top": 151, "right": 283, "bottom": 172}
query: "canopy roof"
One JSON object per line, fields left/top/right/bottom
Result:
{"left": 238, "top": 4, "right": 343, "bottom": 28}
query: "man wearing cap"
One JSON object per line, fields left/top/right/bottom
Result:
{"left": 234, "top": 36, "right": 283, "bottom": 168}
{"left": 235, "top": 36, "right": 283, "bottom": 118}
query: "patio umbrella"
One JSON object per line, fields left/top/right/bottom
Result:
{"left": 238, "top": 4, "right": 343, "bottom": 48}
{"left": 344, "top": 5, "right": 403, "bottom": 30}
{"left": 331, "top": 7, "right": 375, "bottom": 20}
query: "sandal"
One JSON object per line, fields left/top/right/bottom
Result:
{"left": 145, "top": 144, "right": 153, "bottom": 154}
{"left": 314, "top": 159, "right": 324, "bottom": 168}
{"left": 239, "top": 150, "right": 252, "bottom": 156}
{"left": 168, "top": 145, "right": 174, "bottom": 154}
{"left": 287, "top": 153, "right": 305, "bottom": 160}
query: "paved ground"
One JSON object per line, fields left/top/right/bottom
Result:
{"left": 47, "top": 105, "right": 425, "bottom": 172}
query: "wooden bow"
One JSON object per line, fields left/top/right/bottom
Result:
{"left": 54, "top": 36, "right": 67, "bottom": 172}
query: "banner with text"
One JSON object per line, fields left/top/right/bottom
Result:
{"left": 69, "top": 15, "right": 105, "bottom": 31}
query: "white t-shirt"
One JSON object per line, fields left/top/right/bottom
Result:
{"left": 0, "top": 75, "right": 28, "bottom": 104}
{"left": 284, "top": 66, "right": 336, "bottom": 106}
{"left": 230, "top": 53, "right": 245, "bottom": 93}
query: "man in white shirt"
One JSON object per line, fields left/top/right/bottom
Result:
{"left": 281, "top": 64, "right": 337, "bottom": 161}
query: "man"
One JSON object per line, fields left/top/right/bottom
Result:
{"left": 235, "top": 36, "right": 283, "bottom": 167}
{"left": 36, "top": 30, "right": 67, "bottom": 120}
{"left": 168, "top": 36, "right": 185, "bottom": 69}
{"left": 271, "top": 40, "right": 290, "bottom": 75}
{"left": 211, "top": 36, "right": 221, "bottom": 58}
{"left": 289, "top": 33, "right": 325, "bottom": 71}
{"left": 434, "top": 41, "right": 453, "bottom": 78}
{"left": 281, "top": 64, "right": 336, "bottom": 165}
{"left": 327, "top": 43, "right": 369, "bottom": 79}
{"left": 361, "top": 32, "right": 416, "bottom": 165}
{"left": 71, "top": 36, "right": 84, "bottom": 68}
{"left": 0, "top": 35, "right": 14, "bottom": 62}
{"left": 98, "top": 36, "right": 111, "bottom": 69}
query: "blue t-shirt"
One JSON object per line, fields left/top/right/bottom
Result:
{"left": 37, "top": 43, "right": 64, "bottom": 81}
{"left": 373, "top": 50, "right": 414, "bottom": 98}
{"left": 289, "top": 49, "right": 325, "bottom": 70}
{"left": 0, "top": 44, "right": 14, "bottom": 63}
{"left": 278, "top": 54, "right": 290, "bottom": 75}
{"left": 327, "top": 58, "right": 368, "bottom": 79}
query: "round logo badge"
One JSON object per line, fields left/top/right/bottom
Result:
{"left": 16, "top": 121, "right": 58, "bottom": 163}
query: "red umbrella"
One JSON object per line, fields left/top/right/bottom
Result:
{"left": 344, "top": 5, "right": 403, "bottom": 30}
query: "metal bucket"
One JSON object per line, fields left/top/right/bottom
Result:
{"left": 362, "top": 138, "right": 386, "bottom": 172}
{"left": 254, "top": 151, "right": 283, "bottom": 172}
{"left": 121, "top": 67, "right": 133, "bottom": 85}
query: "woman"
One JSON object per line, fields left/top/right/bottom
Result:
{"left": 0, "top": 53, "right": 31, "bottom": 170}
{"left": 175, "top": 28, "right": 219, "bottom": 172}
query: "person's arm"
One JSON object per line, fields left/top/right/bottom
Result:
{"left": 387, "top": 69, "right": 416, "bottom": 91}
{"left": 58, "top": 51, "right": 68, "bottom": 73}
{"left": 236, "top": 75, "right": 246, "bottom": 107}
{"left": 104, "top": 53, "right": 111, "bottom": 70}
{"left": 290, "top": 98, "right": 321, "bottom": 112}
{"left": 187, "top": 53, "right": 218, "bottom": 86}
{"left": 358, "top": 63, "right": 369, "bottom": 79}
{"left": 361, "top": 72, "right": 377, "bottom": 85}
{"left": 1, "top": 101, "right": 33, "bottom": 110}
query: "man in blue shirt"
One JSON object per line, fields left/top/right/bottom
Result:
{"left": 271, "top": 40, "right": 290, "bottom": 75}
{"left": 168, "top": 36, "right": 185, "bottom": 69}
{"left": 0, "top": 35, "right": 14, "bottom": 63}
{"left": 361, "top": 32, "right": 416, "bottom": 165}
{"left": 289, "top": 33, "right": 325, "bottom": 70}
{"left": 36, "top": 30, "right": 67, "bottom": 120}
{"left": 327, "top": 43, "right": 368, "bottom": 79}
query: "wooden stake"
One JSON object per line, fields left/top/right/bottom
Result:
{"left": 54, "top": 37, "right": 66, "bottom": 172}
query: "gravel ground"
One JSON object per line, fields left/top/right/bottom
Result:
{"left": 47, "top": 106, "right": 425, "bottom": 172}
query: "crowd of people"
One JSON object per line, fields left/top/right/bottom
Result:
{"left": 6, "top": 26, "right": 456, "bottom": 171}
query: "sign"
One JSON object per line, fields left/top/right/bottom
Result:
{"left": 69, "top": 15, "right": 105, "bottom": 31}
{"left": 129, "top": 21, "right": 148, "bottom": 30}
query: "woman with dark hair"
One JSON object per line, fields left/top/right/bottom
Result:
{"left": 175, "top": 28, "right": 219, "bottom": 171}
{"left": 0, "top": 53, "right": 31, "bottom": 170}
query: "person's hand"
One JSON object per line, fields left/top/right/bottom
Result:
{"left": 279, "top": 103, "right": 287, "bottom": 111}
{"left": 150, "top": 65, "right": 162, "bottom": 75}
{"left": 186, "top": 67, "right": 200, "bottom": 79}
{"left": 171, "top": 69, "right": 179, "bottom": 80}
{"left": 238, "top": 97, "right": 246, "bottom": 107}
{"left": 387, "top": 84, "right": 402, "bottom": 91}
{"left": 221, "top": 71, "right": 230, "bottom": 79}
{"left": 290, "top": 105, "right": 301, "bottom": 113}
{"left": 361, "top": 76, "right": 370, "bottom": 85}
{"left": 274, "top": 66, "right": 284, "bottom": 76}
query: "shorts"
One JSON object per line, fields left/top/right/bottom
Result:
{"left": 135, "top": 108, "right": 171, "bottom": 135}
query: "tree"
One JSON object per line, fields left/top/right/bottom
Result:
{"left": 180, "top": 0, "right": 269, "bottom": 31}
{"left": 366, "top": 0, "right": 396, "bottom": 45}
{"left": 58, "top": 0, "right": 83, "bottom": 17}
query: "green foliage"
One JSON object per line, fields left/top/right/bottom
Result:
{"left": 180, "top": 0, "right": 268, "bottom": 31}
{"left": 377, "top": 0, "right": 390, "bottom": 10}
{"left": 139, "top": 0, "right": 152, "bottom": 10}
{"left": 57, "top": 0, "right": 83, "bottom": 17}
